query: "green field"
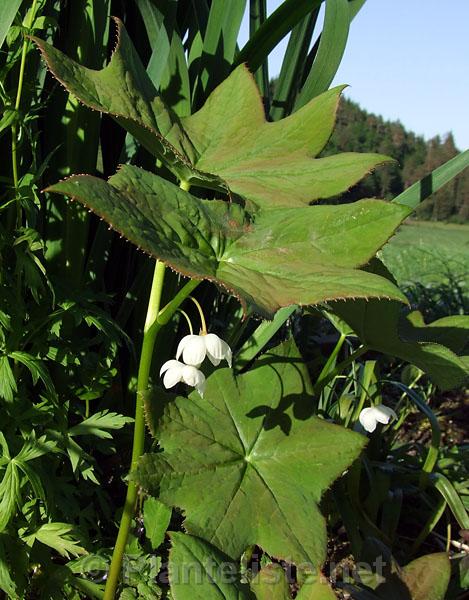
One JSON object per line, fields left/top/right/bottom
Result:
{"left": 381, "top": 220, "right": 469, "bottom": 287}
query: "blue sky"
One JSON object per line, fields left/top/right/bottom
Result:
{"left": 239, "top": 1, "right": 469, "bottom": 149}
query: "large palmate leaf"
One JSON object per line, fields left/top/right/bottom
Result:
{"left": 47, "top": 165, "right": 410, "bottom": 317}
{"left": 34, "top": 19, "right": 392, "bottom": 209}
{"left": 135, "top": 341, "right": 366, "bottom": 567}
{"left": 331, "top": 295, "right": 469, "bottom": 390}
{"left": 168, "top": 533, "right": 253, "bottom": 600}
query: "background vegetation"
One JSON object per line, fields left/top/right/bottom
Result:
{"left": 0, "top": 0, "right": 467, "bottom": 598}
{"left": 325, "top": 97, "right": 469, "bottom": 222}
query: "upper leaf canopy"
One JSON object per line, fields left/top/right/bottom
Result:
{"left": 47, "top": 165, "right": 411, "bottom": 317}
{"left": 34, "top": 18, "right": 393, "bottom": 209}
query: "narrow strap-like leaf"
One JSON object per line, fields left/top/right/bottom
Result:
{"left": 249, "top": 0, "right": 270, "bottom": 101}
{"left": 186, "top": 0, "right": 210, "bottom": 88}
{"left": 236, "top": 306, "right": 297, "bottom": 368}
{"left": 0, "top": 0, "right": 22, "bottom": 49}
{"left": 135, "top": 0, "right": 177, "bottom": 89}
{"left": 295, "top": 0, "right": 350, "bottom": 109}
{"left": 235, "top": 0, "right": 324, "bottom": 73}
{"left": 192, "top": 0, "right": 247, "bottom": 108}
{"left": 135, "top": 0, "right": 190, "bottom": 116}
{"left": 392, "top": 150, "right": 469, "bottom": 209}
{"left": 349, "top": 0, "right": 367, "bottom": 19}
{"left": 270, "top": 10, "right": 320, "bottom": 120}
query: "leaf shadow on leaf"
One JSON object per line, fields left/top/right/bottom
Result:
{"left": 245, "top": 354, "right": 315, "bottom": 435}
{"left": 161, "top": 69, "right": 186, "bottom": 111}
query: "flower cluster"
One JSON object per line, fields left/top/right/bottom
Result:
{"left": 160, "top": 333, "right": 232, "bottom": 397}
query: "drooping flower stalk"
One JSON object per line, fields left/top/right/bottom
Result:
{"left": 189, "top": 295, "right": 208, "bottom": 334}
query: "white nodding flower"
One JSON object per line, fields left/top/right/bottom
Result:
{"left": 160, "top": 360, "right": 206, "bottom": 397}
{"left": 176, "top": 333, "right": 232, "bottom": 368}
{"left": 359, "top": 404, "right": 397, "bottom": 433}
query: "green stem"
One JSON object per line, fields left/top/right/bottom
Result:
{"left": 177, "top": 309, "right": 194, "bottom": 335}
{"left": 189, "top": 295, "right": 207, "bottom": 334}
{"left": 104, "top": 179, "right": 196, "bottom": 599}
{"left": 157, "top": 278, "right": 200, "bottom": 326}
{"left": 348, "top": 360, "right": 377, "bottom": 426}
{"left": 103, "top": 260, "right": 166, "bottom": 600}
{"left": 388, "top": 381, "right": 440, "bottom": 488}
{"left": 315, "top": 332, "right": 346, "bottom": 389}
{"left": 11, "top": 0, "right": 39, "bottom": 228}
{"left": 103, "top": 274, "right": 200, "bottom": 599}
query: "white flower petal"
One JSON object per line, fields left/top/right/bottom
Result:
{"left": 163, "top": 367, "right": 183, "bottom": 389}
{"left": 374, "top": 404, "right": 397, "bottom": 425}
{"left": 180, "top": 335, "right": 207, "bottom": 366}
{"left": 176, "top": 335, "right": 196, "bottom": 361}
{"left": 359, "top": 404, "right": 397, "bottom": 433}
{"left": 204, "top": 333, "right": 232, "bottom": 367}
{"left": 359, "top": 407, "right": 378, "bottom": 432}
{"left": 181, "top": 364, "right": 205, "bottom": 388}
{"left": 196, "top": 379, "right": 206, "bottom": 397}
{"left": 160, "top": 359, "right": 182, "bottom": 376}
{"left": 204, "top": 333, "right": 224, "bottom": 357}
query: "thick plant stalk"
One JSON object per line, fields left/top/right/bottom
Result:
{"left": 103, "top": 260, "right": 166, "bottom": 599}
{"left": 104, "top": 181, "right": 195, "bottom": 599}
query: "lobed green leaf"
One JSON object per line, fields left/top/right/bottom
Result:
{"left": 35, "top": 20, "right": 393, "bottom": 209}
{"left": 134, "top": 341, "right": 366, "bottom": 567}
{"left": 47, "top": 164, "right": 410, "bottom": 318}
{"left": 331, "top": 297, "right": 469, "bottom": 390}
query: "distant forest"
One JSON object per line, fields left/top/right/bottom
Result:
{"left": 323, "top": 98, "right": 469, "bottom": 222}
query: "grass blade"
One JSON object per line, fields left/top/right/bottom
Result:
{"left": 135, "top": 0, "right": 178, "bottom": 89}
{"left": 192, "top": 0, "right": 247, "bottom": 107}
{"left": 295, "top": 0, "right": 350, "bottom": 109}
{"left": 42, "top": 0, "right": 110, "bottom": 283}
{"left": 236, "top": 0, "right": 324, "bottom": 73}
{"left": 270, "top": 9, "right": 320, "bottom": 120}
{"left": 349, "top": 0, "right": 367, "bottom": 19}
{"left": 235, "top": 305, "right": 296, "bottom": 368}
{"left": 393, "top": 150, "right": 469, "bottom": 209}
{"left": 0, "top": 0, "right": 22, "bottom": 49}
{"left": 249, "top": 0, "right": 269, "bottom": 100}
{"left": 432, "top": 473, "right": 469, "bottom": 530}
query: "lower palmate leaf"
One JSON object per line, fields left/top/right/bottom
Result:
{"left": 329, "top": 261, "right": 469, "bottom": 390}
{"left": 134, "top": 340, "right": 366, "bottom": 568}
{"left": 47, "top": 164, "right": 411, "bottom": 318}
